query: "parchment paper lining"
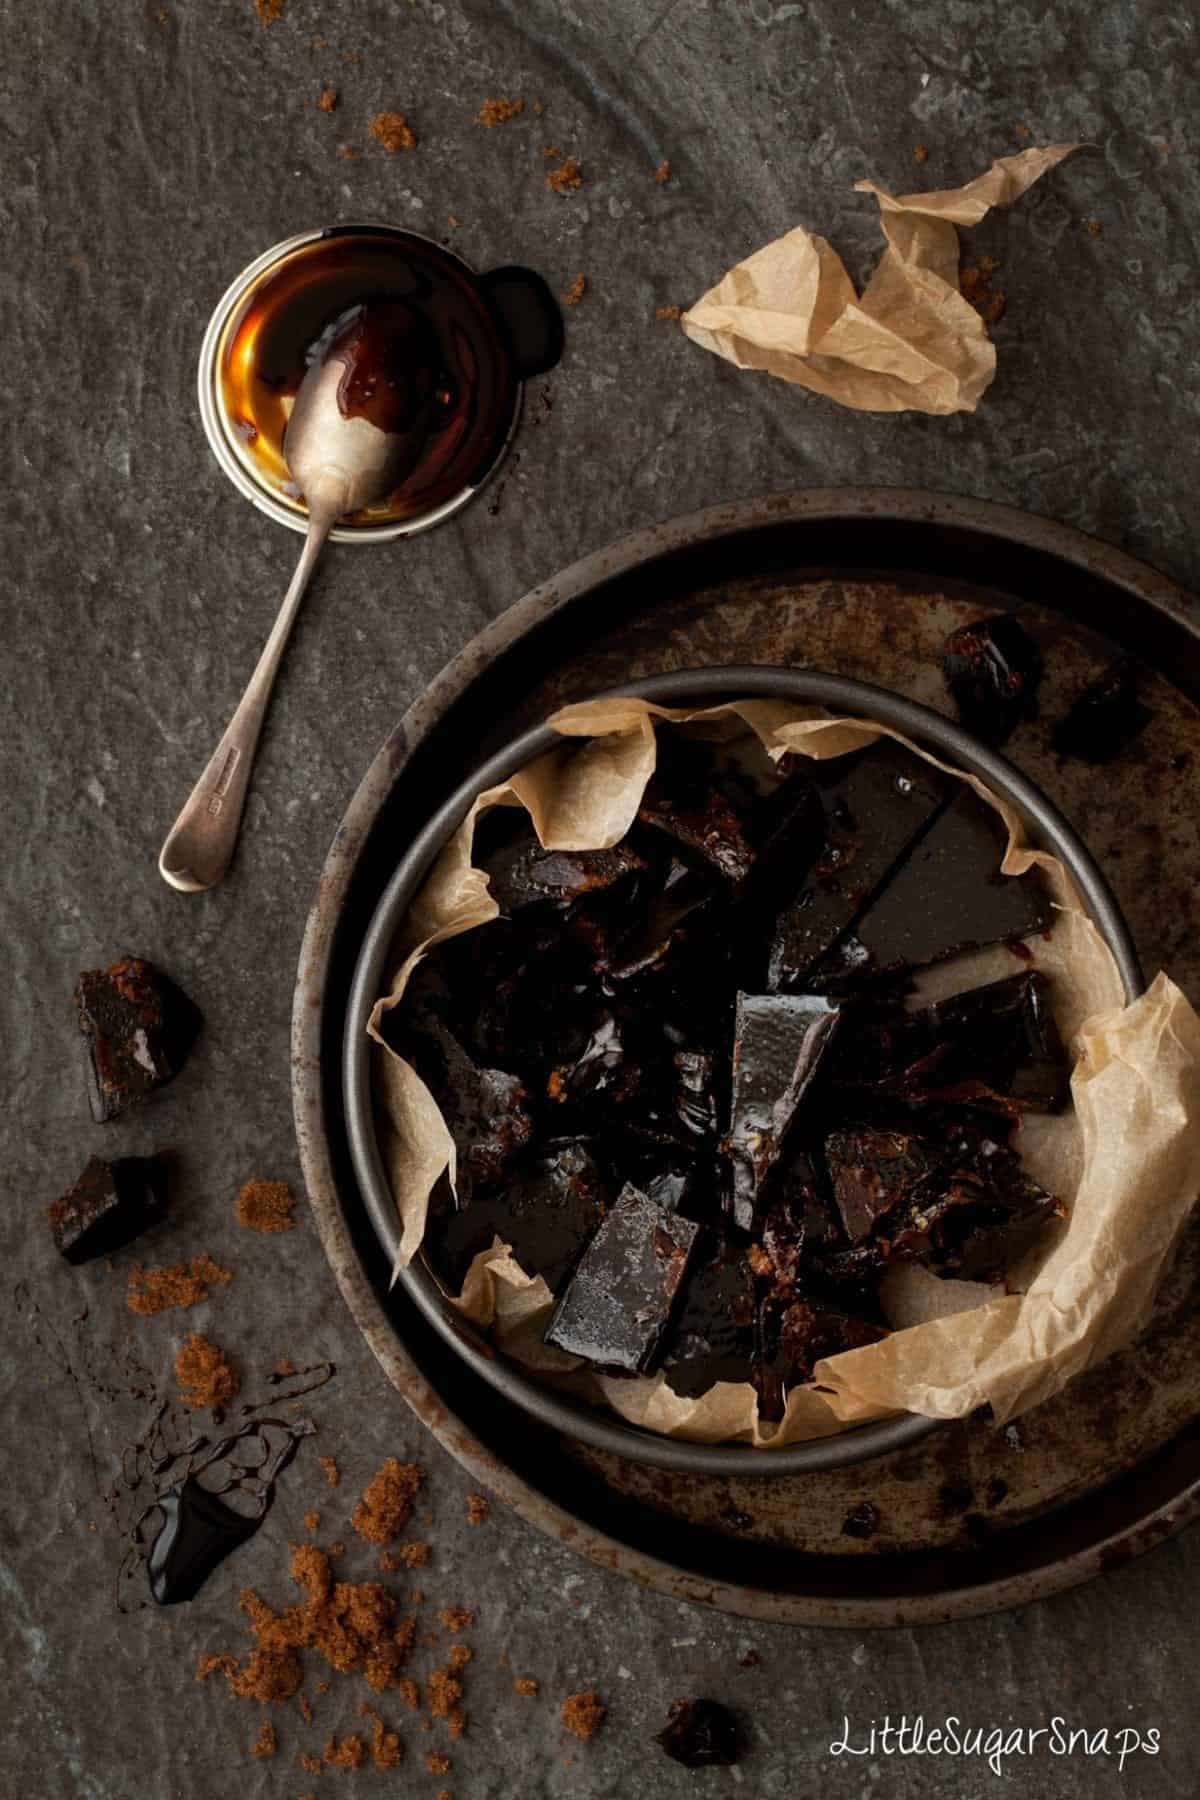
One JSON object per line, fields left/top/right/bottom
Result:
{"left": 369, "top": 700, "right": 1200, "bottom": 1446}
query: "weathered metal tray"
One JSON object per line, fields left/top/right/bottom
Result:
{"left": 293, "top": 488, "right": 1200, "bottom": 1625}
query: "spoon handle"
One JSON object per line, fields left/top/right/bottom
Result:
{"left": 158, "top": 504, "right": 337, "bottom": 893}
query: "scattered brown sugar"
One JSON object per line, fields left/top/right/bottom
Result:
{"left": 250, "top": 1718, "right": 278, "bottom": 1758}
{"left": 546, "top": 155, "right": 583, "bottom": 194}
{"left": 128, "top": 1253, "right": 231, "bottom": 1316}
{"left": 324, "top": 1731, "right": 367, "bottom": 1769}
{"left": 175, "top": 1333, "right": 240, "bottom": 1411}
{"left": 319, "top": 1456, "right": 340, "bottom": 1488}
{"left": 447, "top": 1645, "right": 472, "bottom": 1671}
{"left": 254, "top": 0, "right": 285, "bottom": 23}
{"left": 1086, "top": 217, "right": 1103, "bottom": 236}
{"left": 477, "top": 97, "right": 524, "bottom": 127}
{"left": 437, "top": 1607, "right": 474, "bottom": 1633}
{"left": 514, "top": 1677, "right": 539, "bottom": 1697}
{"left": 655, "top": 304, "right": 684, "bottom": 321}
{"left": 465, "top": 1494, "right": 489, "bottom": 1527}
{"left": 297, "top": 1694, "right": 314, "bottom": 1724}
{"left": 396, "top": 1541, "right": 428, "bottom": 1568}
{"left": 357, "top": 1702, "right": 404, "bottom": 1769}
{"left": 235, "top": 1177, "right": 296, "bottom": 1233}
{"left": 231, "top": 1645, "right": 304, "bottom": 1704}
{"left": 447, "top": 214, "right": 462, "bottom": 229}
{"left": 338, "top": 145, "right": 360, "bottom": 161}
{"left": 370, "top": 111, "right": 417, "bottom": 153}
{"left": 561, "top": 1690, "right": 606, "bottom": 1741}
{"left": 298, "top": 1751, "right": 322, "bottom": 1774}
{"left": 317, "top": 86, "right": 338, "bottom": 113}
{"left": 447, "top": 1709, "right": 467, "bottom": 1739}
{"left": 395, "top": 1678, "right": 421, "bottom": 1711}
{"left": 305, "top": 1511, "right": 321, "bottom": 1533}
{"left": 563, "top": 274, "right": 586, "bottom": 307}
{"left": 654, "top": 159, "right": 671, "bottom": 182}
{"left": 960, "top": 255, "right": 1006, "bottom": 325}
{"left": 913, "top": 143, "right": 929, "bottom": 165}
{"left": 410, "top": 1589, "right": 425, "bottom": 1607}
{"left": 427, "top": 1750, "right": 452, "bottom": 1774}
{"left": 352, "top": 1459, "right": 424, "bottom": 1544}
{"left": 377, "top": 1550, "right": 399, "bottom": 1573}
{"left": 427, "top": 1668, "right": 463, "bottom": 1719}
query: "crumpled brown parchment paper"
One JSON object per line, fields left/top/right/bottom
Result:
{"left": 369, "top": 699, "right": 1200, "bottom": 1445}
{"left": 681, "top": 145, "right": 1079, "bottom": 414}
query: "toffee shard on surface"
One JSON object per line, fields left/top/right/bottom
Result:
{"left": 915, "top": 970, "right": 1069, "bottom": 1112}
{"left": 1050, "top": 658, "right": 1152, "bottom": 763}
{"left": 724, "top": 993, "right": 841, "bottom": 1231}
{"left": 480, "top": 834, "right": 647, "bottom": 914}
{"left": 430, "top": 1137, "right": 609, "bottom": 1295}
{"left": 75, "top": 956, "right": 201, "bottom": 1122}
{"left": 819, "top": 790, "right": 1051, "bottom": 980}
{"left": 662, "top": 1236, "right": 758, "bottom": 1397}
{"left": 405, "top": 1015, "right": 532, "bottom": 1202}
{"left": 636, "top": 741, "right": 758, "bottom": 885}
{"left": 47, "top": 1154, "right": 168, "bottom": 1264}
{"left": 656, "top": 1698, "right": 743, "bottom": 1768}
{"left": 942, "top": 612, "right": 1043, "bottom": 746}
{"left": 767, "top": 744, "right": 946, "bottom": 991}
{"left": 544, "top": 1183, "right": 701, "bottom": 1373}
{"left": 755, "top": 1296, "right": 888, "bottom": 1421}
{"left": 824, "top": 1124, "right": 942, "bottom": 1242}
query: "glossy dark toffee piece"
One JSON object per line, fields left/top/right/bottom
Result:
{"left": 219, "top": 231, "right": 517, "bottom": 526}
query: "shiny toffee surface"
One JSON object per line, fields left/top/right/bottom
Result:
{"left": 218, "top": 230, "right": 516, "bottom": 525}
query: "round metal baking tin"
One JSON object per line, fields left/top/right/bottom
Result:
{"left": 196, "top": 223, "right": 522, "bottom": 544}
{"left": 342, "top": 664, "right": 1143, "bottom": 1477}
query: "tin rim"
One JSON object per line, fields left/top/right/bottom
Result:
{"left": 342, "top": 665, "right": 1143, "bottom": 1477}
{"left": 195, "top": 223, "right": 522, "bottom": 545}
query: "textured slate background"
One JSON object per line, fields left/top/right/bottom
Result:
{"left": 3, "top": 1, "right": 1199, "bottom": 1795}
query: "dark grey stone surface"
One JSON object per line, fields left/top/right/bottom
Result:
{"left": 3, "top": 0, "right": 1200, "bottom": 1795}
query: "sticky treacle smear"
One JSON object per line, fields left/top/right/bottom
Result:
{"left": 219, "top": 231, "right": 516, "bottom": 525}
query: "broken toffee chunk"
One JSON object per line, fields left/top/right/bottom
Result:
{"left": 75, "top": 957, "right": 201, "bottom": 1121}
{"left": 822, "top": 790, "right": 1051, "bottom": 980}
{"left": 544, "top": 1183, "right": 700, "bottom": 1373}
{"left": 942, "top": 613, "right": 1043, "bottom": 746}
{"left": 432, "top": 1138, "right": 609, "bottom": 1295}
{"left": 481, "top": 835, "right": 646, "bottom": 915}
{"left": 915, "top": 971, "right": 1069, "bottom": 1113}
{"left": 825, "top": 1125, "right": 941, "bottom": 1242}
{"left": 148, "top": 1478, "right": 261, "bottom": 1605}
{"left": 404, "top": 1016, "right": 532, "bottom": 1203}
{"left": 47, "top": 1155, "right": 167, "bottom": 1264}
{"left": 636, "top": 742, "right": 758, "bottom": 885}
{"left": 602, "top": 858, "right": 714, "bottom": 982}
{"left": 767, "top": 745, "right": 946, "bottom": 991}
{"left": 755, "top": 1297, "right": 887, "bottom": 1420}
{"left": 1050, "top": 658, "right": 1152, "bottom": 763}
{"left": 656, "top": 1697, "right": 742, "bottom": 1768}
{"left": 662, "top": 1236, "right": 758, "bottom": 1396}
{"left": 724, "top": 993, "right": 841, "bottom": 1231}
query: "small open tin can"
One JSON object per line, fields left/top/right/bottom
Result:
{"left": 196, "top": 224, "right": 562, "bottom": 544}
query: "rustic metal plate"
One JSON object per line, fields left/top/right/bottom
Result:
{"left": 293, "top": 488, "right": 1200, "bottom": 1624}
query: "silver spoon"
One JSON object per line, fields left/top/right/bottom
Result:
{"left": 159, "top": 302, "right": 438, "bottom": 892}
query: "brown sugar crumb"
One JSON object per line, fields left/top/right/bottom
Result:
{"left": 410, "top": 1589, "right": 425, "bottom": 1607}
{"left": 298, "top": 1751, "right": 322, "bottom": 1774}
{"left": 563, "top": 274, "right": 586, "bottom": 308}
{"left": 426, "top": 1668, "right": 463, "bottom": 1719}
{"left": 437, "top": 1607, "right": 474, "bottom": 1633}
{"left": 960, "top": 255, "right": 1006, "bottom": 326}
{"left": 561, "top": 1690, "right": 606, "bottom": 1741}
{"left": 315, "top": 1681, "right": 330, "bottom": 1695}
{"left": 477, "top": 97, "right": 524, "bottom": 127}
{"left": 1085, "top": 217, "right": 1103, "bottom": 237}
{"left": 532, "top": 98, "right": 545, "bottom": 115}
{"left": 128, "top": 1253, "right": 231, "bottom": 1316}
{"left": 447, "top": 1709, "right": 467, "bottom": 1739}
{"left": 398, "top": 1541, "right": 429, "bottom": 1568}
{"left": 317, "top": 86, "right": 338, "bottom": 113}
{"left": 913, "top": 143, "right": 929, "bottom": 165}
{"left": 352, "top": 1459, "right": 424, "bottom": 1545}
{"left": 175, "top": 1332, "right": 239, "bottom": 1411}
{"left": 231, "top": 1645, "right": 304, "bottom": 1704}
{"left": 447, "top": 1645, "right": 472, "bottom": 1670}
{"left": 304, "top": 1511, "right": 321, "bottom": 1533}
{"left": 357, "top": 1702, "right": 404, "bottom": 1769}
{"left": 395, "top": 1678, "right": 421, "bottom": 1711}
{"left": 250, "top": 1719, "right": 278, "bottom": 1758}
{"left": 427, "top": 1750, "right": 452, "bottom": 1775}
{"left": 275, "top": 1357, "right": 296, "bottom": 1376}
{"left": 235, "top": 1177, "right": 295, "bottom": 1233}
{"left": 514, "top": 1677, "right": 539, "bottom": 1697}
{"left": 297, "top": 1695, "right": 314, "bottom": 1724}
{"left": 377, "top": 1550, "right": 399, "bottom": 1573}
{"left": 319, "top": 1456, "right": 340, "bottom": 1488}
{"left": 438, "top": 1793, "right": 453, "bottom": 1800}
{"left": 546, "top": 155, "right": 583, "bottom": 194}
{"left": 370, "top": 111, "right": 417, "bottom": 153}
{"left": 197, "top": 1652, "right": 236, "bottom": 1683}
{"left": 328, "top": 1543, "right": 345, "bottom": 1560}
{"left": 654, "top": 159, "right": 671, "bottom": 182}
{"left": 338, "top": 145, "right": 360, "bottom": 161}
{"left": 324, "top": 1732, "right": 367, "bottom": 1769}
{"left": 254, "top": 0, "right": 285, "bottom": 23}
{"left": 447, "top": 214, "right": 462, "bottom": 229}
{"left": 655, "top": 304, "right": 684, "bottom": 322}
{"left": 465, "top": 1494, "right": 489, "bottom": 1527}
